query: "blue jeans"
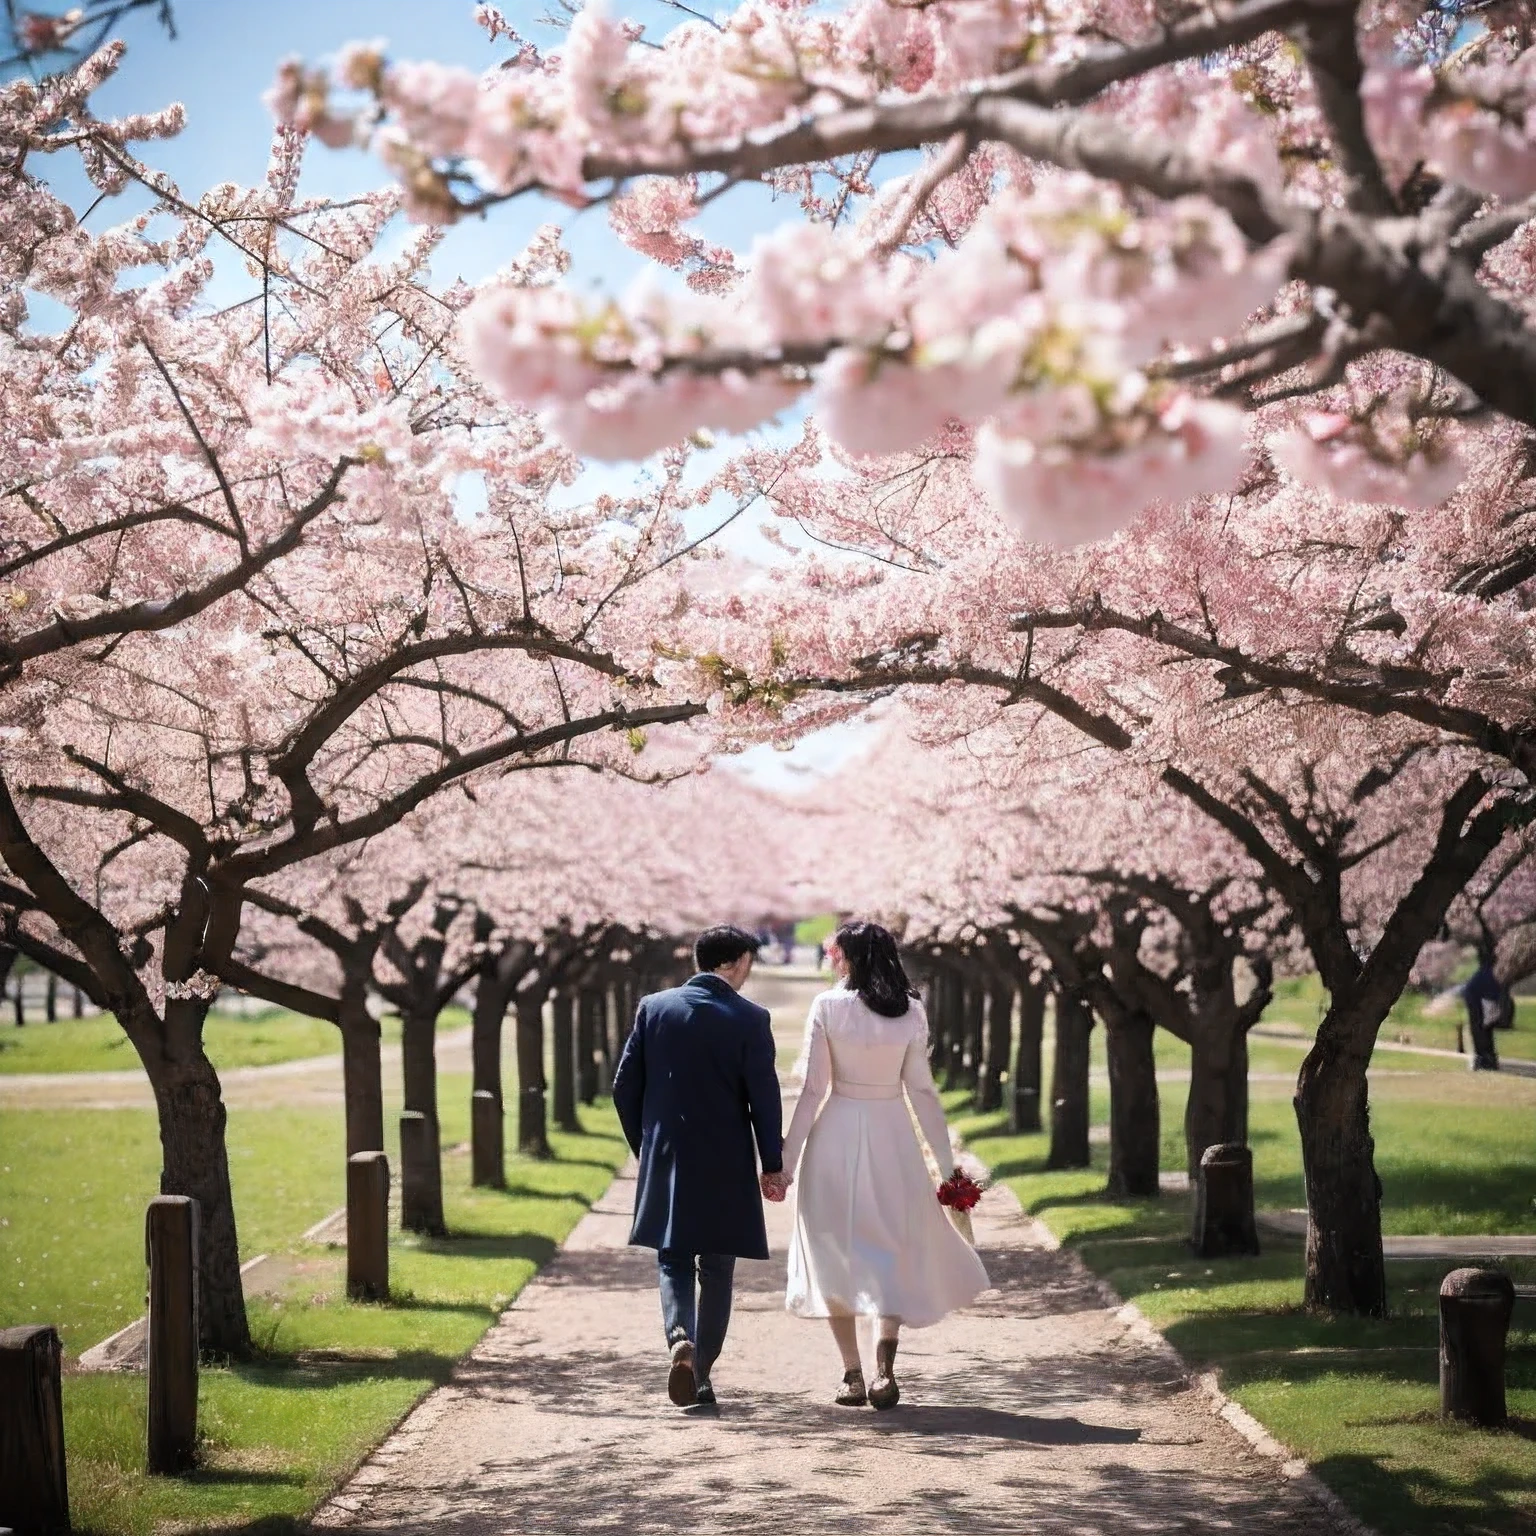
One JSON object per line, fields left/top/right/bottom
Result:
{"left": 658, "top": 1249, "right": 736, "bottom": 1382}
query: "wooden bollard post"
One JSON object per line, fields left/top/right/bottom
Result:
{"left": 145, "top": 1196, "right": 199, "bottom": 1475}
{"left": 346, "top": 1152, "right": 390, "bottom": 1302}
{"left": 399, "top": 1110, "right": 442, "bottom": 1234}
{"left": 0, "top": 1324, "right": 70, "bottom": 1533}
{"left": 470, "top": 1090, "right": 504, "bottom": 1190}
{"left": 1192, "top": 1143, "right": 1260, "bottom": 1257}
{"left": 1440, "top": 1267, "right": 1516, "bottom": 1427}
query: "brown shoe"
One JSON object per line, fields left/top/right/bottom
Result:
{"left": 835, "top": 1368, "right": 867, "bottom": 1407}
{"left": 869, "top": 1339, "right": 900, "bottom": 1410}
{"left": 667, "top": 1339, "right": 697, "bottom": 1406}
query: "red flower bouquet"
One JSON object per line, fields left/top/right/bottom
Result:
{"left": 936, "top": 1168, "right": 985, "bottom": 1213}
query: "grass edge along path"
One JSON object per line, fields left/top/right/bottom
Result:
{"left": 951, "top": 1095, "right": 1536, "bottom": 1536}
{"left": 58, "top": 1102, "right": 630, "bottom": 1536}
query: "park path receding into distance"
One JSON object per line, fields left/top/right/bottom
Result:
{"left": 0, "top": 1027, "right": 475, "bottom": 1111}
{"left": 313, "top": 971, "right": 1343, "bottom": 1536}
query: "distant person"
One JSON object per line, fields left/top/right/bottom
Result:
{"left": 1463, "top": 949, "right": 1504, "bottom": 1071}
{"left": 781, "top": 920, "right": 989, "bottom": 1409}
{"left": 612, "top": 925, "right": 786, "bottom": 1409}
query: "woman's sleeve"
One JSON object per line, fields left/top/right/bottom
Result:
{"left": 901, "top": 1005, "right": 955, "bottom": 1173}
{"left": 782, "top": 999, "right": 831, "bottom": 1175}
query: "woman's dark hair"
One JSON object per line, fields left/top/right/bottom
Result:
{"left": 835, "top": 920, "right": 918, "bottom": 1018}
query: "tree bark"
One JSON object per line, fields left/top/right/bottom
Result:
{"left": 616, "top": 974, "right": 638, "bottom": 1051}
{"left": 945, "top": 974, "right": 967, "bottom": 1089}
{"left": 516, "top": 995, "right": 551, "bottom": 1157}
{"left": 338, "top": 947, "right": 384, "bottom": 1157}
{"left": 1046, "top": 989, "right": 1092, "bottom": 1170}
{"left": 339, "top": 1009, "right": 385, "bottom": 1157}
{"left": 551, "top": 988, "right": 578, "bottom": 1133}
{"left": 1184, "top": 1025, "right": 1249, "bottom": 1180}
{"left": 399, "top": 1002, "right": 445, "bottom": 1235}
{"left": 1012, "top": 978, "right": 1044, "bottom": 1132}
{"left": 978, "top": 981, "right": 1012, "bottom": 1113}
{"left": 1295, "top": 1024, "right": 1385, "bottom": 1315}
{"left": 925, "top": 972, "right": 949, "bottom": 1075}
{"left": 470, "top": 965, "right": 513, "bottom": 1188}
{"left": 577, "top": 987, "right": 600, "bottom": 1105}
{"left": 601, "top": 981, "right": 621, "bottom": 1091}
{"left": 145, "top": 1049, "right": 251, "bottom": 1359}
{"left": 1105, "top": 1008, "right": 1160, "bottom": 1198}
{"left": 960, "top": 978, "right": 984, "bottom": 1092}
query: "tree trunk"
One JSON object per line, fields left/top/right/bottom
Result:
{"left": 960, "top": 979, "right": 984, "bottom": 1092}
{"left": 1295, "top": 1028, "right": 1386, "bottom": 1316}
{"left": 12, "top": 975, "right": 23, "bottom": 1027}
{"left": 616, "top": 975, "right": 637, "bottom": 1051}
{"left": 551, "top": 988, "right": 578, "bottom": 1133}
{"left": 72, "top": 984, "right": 84, "bottom": 1018}
{"left": 399, "top": 1002, "right": 445, "bottom": 1236}
{"left": 945, "top": 975, "right": 967, "bottom": 1089}
{"left": 146, "top": 1051, "right": 252, "bottom": 1359}
{"left": 1184, "top": 1025, "right": 1249, "bottom": 1180}
{"left": 1012, "top": 979, "right": 1044, "bottom": 1132}
{"left": 471, "top": 967, "right": 512, "bottom": 1188}
{"left": 1105, "top": 1010, "right": 1160, "bottom": 1198}
{"left": 339, "top": 1008, "right": 385, "bottom": 1157}
{"left": 978, "top": 982, "right": 1011, "bottom": 1113}
{"left": 516, "top": 996, "right": 551, "bottom": 1157}
{"left": 925, "top": 974, "right": 948, "bottom": 1075}
{"left": 1047, "top": 990, "right": 1092, "bottom": 1170}
{"left": 44, "top": 973, "right": 56, "bottom": 1023}
{"left": 601, "top": 981, "right": 621, "bottom": 1091}
{"left": 577, "top": 988, "right": 600, "bottom": 1105}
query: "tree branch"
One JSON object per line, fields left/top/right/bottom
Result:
{"left": 0, "top": 458, "right": 357, "bottom": 678}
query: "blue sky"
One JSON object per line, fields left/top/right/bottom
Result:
{"left": 33, "top": 0, "right": 816, "bottom": 300}
{"left": 17, "top": 0, "right": 875, "bottom": 786}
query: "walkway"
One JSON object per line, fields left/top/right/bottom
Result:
{"left": 1257, "top": 1211, "right": 1536, "bottom": 1259}
{"left": 316, "top": 1159, "right": 1342, "bottom": 1531}
{"left": 0, "top": 1026, "right": 474, "bottom": 1110}
{"left": 1250, "top": 1026, "right": 1536, "bottom": 1079}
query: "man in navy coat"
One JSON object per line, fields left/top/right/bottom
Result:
{"left": 612, "top": 924, "right": 787, "bottom": 1408}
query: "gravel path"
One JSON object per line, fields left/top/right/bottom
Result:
{"left": 315, "top": 1151, "right": 1342, "bottom": 1533}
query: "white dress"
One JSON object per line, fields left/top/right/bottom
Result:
{"left": 782, "top": 987, "right": 990, "bottom": 1326}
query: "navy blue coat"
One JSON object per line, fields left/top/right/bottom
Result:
{"left": 612, "top": 973, "right": 783, "bottom": 1261}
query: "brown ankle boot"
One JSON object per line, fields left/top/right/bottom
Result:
{"left": 869, "top": 1339, "right": 900, "bottom": 1410}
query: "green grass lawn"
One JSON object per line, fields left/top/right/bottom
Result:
{"left": 1261, "top": 974, "right": 1536, "bottom": 1058}
{"left": 0, "top": 1006, "right": 471, "bottom": 1076}
{"left": 793, "top": 913, "right": 836, "bottom": 947}
{"left": 1, "top": 1066, "right": 628, "bottom": 1536}
{"left": 953, "top": 1022, "right": 1536, "bottom": 1536}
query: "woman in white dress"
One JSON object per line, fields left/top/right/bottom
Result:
{"left": 782, "top": 921, "right": 989, "bottom": 1409}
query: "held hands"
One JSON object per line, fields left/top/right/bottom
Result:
{"left": 760, "top": 1170, "right": 792, "bottom": 1203}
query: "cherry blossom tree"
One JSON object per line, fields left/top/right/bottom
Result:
{"left": 698, "top": 505, "right": 1530, "bottom": 1319}
{"left": 283, "top": 0, "right": 1536, "bottom": 543}
{"left": 793, "top": 714, "right": 1288, "bottom": 1201}
{"left": 221, "top": 751, "right": 799, "bottom": 1233}
{"left": 0, "top": 70, "right": 731, "bottom": 1351}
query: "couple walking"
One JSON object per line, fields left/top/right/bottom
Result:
{"left": 612, "top": 920, "right": 989, "bottom": 1410}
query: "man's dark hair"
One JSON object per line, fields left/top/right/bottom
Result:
{"left": 694, "top": 925, "right": 761, "bottom": 973}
